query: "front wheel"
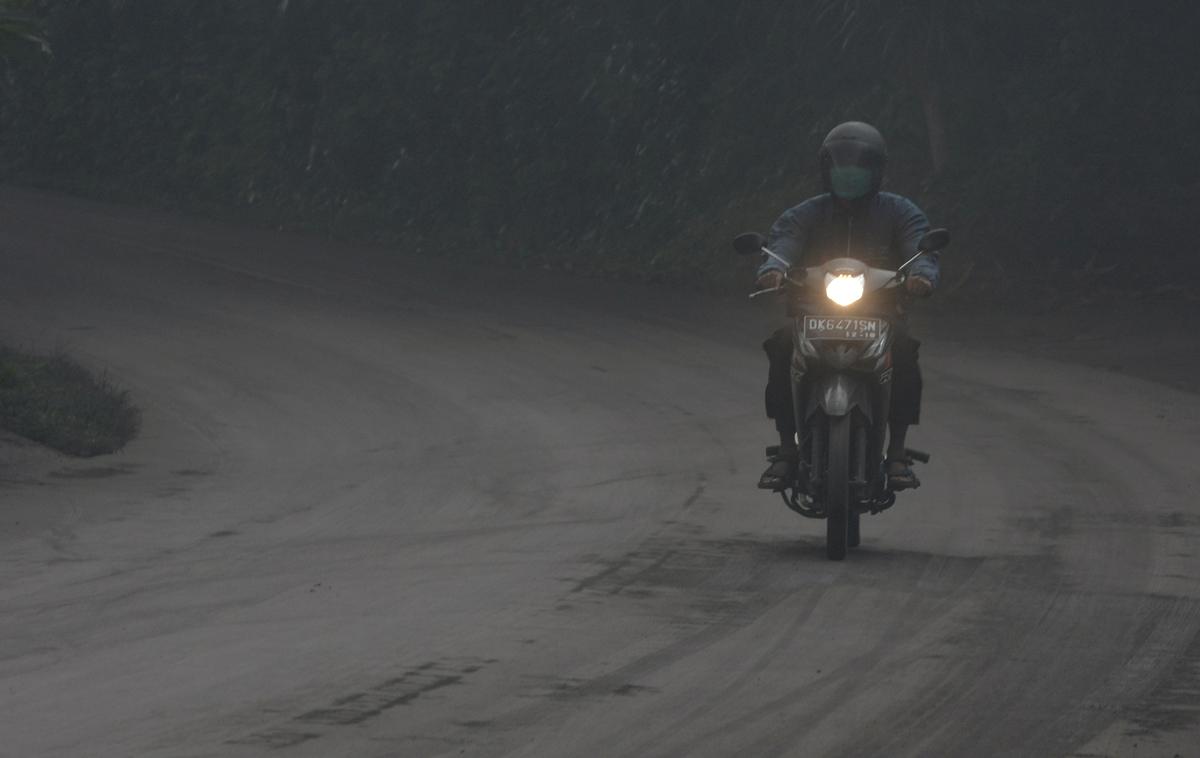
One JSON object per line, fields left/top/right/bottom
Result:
{"left": 825, "top": 414, "right": 850, "bottom": 560}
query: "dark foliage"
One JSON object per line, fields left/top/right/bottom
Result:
{"left": 0, "top": 345, "right": 141, "bottom": 456}
{"left": 1, "top": 2, "right": 1197, "bottom": 296}
{"left": 0, "top": 0, "right": 50, "bottom": 57}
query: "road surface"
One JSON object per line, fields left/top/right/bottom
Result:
{"left": 1, "top": 188, "right": 1198, "bottom": 757}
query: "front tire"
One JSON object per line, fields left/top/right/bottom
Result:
{"left": 826, "top": 414, "right": 850, "bottom": 561}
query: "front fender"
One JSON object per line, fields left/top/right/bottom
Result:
{"left": 808, "top": 373, "right": 874, "bottom": 421}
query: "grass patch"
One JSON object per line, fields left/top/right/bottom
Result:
{"left": 0, "top": 344, "right": 141, "bottom": 456}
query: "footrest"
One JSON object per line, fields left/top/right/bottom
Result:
{"left": 905, "top": 448, "right": 931, "bottom": 464}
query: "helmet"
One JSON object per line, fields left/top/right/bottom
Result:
{"left": 819, "top": 121, "right": 888, "bottom": 201}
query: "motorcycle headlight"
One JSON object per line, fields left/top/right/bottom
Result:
{"left": 825, "top": 272, "right": 865, "bottom": 307}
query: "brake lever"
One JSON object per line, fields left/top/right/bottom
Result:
{"left": 749, "top": 274, "right": 806, "bottom": 299}
{"left": 752, "top": 247, "right": 809, "bottom": 299}
{"left": 886, "top": 249, "right": 930, "bottom": 287}
{"left": 759, "top": 246, "right": 792, "bottom": 269}
{"left": 749, "top": 286, "right": 783, "bottom": 300}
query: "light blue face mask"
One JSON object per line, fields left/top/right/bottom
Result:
{"left": 829, "top": 166, "right": 874, "bottom": 200}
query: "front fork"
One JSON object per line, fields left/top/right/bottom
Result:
{"left": 790, "top": 359, "right": 893, "bottom": 505}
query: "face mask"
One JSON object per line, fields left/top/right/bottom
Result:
{"left": 829, "top": 166, "right": 874, "bottom": 200}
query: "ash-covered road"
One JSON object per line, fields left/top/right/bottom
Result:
{"left": 1, "top": 188, "right": 1198, "bottom": 757}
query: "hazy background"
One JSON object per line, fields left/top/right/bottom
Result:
{"left": 3, "top": 6, "right": 1200, "bottom": 756}
{"left": 2, "top": 1, "right": 1197, "bottom": 298}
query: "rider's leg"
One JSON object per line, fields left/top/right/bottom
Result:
{"left": 764, "top": 327, "right": 795, "bottom": 447}
{"left": 887, "top": 333, "right": 923, "bottom": 489}
{"left": 887, "top": 423, "right": 910, "bottom": 461}
{"left": 760, "top": 328, "right": 797, "bottom": 490}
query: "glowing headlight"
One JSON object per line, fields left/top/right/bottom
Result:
{"left": 825, "top": 272, "right": 865, "bottom": 306}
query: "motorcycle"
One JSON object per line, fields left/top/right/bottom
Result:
{"left": 734, "top": 228, "right": 950, "bottom": 560}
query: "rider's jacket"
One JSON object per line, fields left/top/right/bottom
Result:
{"left": 758, "top": 192, "right": 940, "bottom": 288}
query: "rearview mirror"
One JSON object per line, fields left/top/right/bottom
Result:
{"left": 733, "top": 232, "right": 766, "bottom": 256}
{"left": 917, "top": 228, "right": 950, "bottom": 253}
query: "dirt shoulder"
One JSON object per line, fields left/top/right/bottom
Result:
{"left": 916, "top": 296, "right": 1199, "bottom": 396}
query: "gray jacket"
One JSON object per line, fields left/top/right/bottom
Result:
{"left": 758, "top": 192, "right": 940, "bottom": 287}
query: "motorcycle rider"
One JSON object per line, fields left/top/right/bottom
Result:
{"left": 756, "top": 121, "right": 940, "bottom": 492}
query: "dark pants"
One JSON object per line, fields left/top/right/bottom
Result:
{"left": 763, "top": 326, "right": 923, "bottom": 439}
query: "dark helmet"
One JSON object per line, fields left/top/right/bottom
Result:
{"left": 819, "top": 121, "right": 888, "bottom": 201}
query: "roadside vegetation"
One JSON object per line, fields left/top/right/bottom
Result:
{"left": 0, "top": 3, "right": 1195, "bottom": 299}
{"left": 0, "top": 344, "right": 140, "bottom": 456}
{"left": 0, "top": 0, "right": 49, "bottom": 57}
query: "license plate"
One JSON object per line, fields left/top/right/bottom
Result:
{"left": 804, "top": 316, "right": 882, "bottom": 341}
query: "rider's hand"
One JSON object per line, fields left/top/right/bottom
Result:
{"left": 756, "top": 269, "right": 786, "bottom": 291}
{"left": 905, "top": 275, "right": 933, "bottom": 297}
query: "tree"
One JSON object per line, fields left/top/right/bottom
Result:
{"left": 813, "top": 0, "right": 990, "bottom": 175}
{"left": 0, "top": 0, "right": 49, "bottom": 59}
